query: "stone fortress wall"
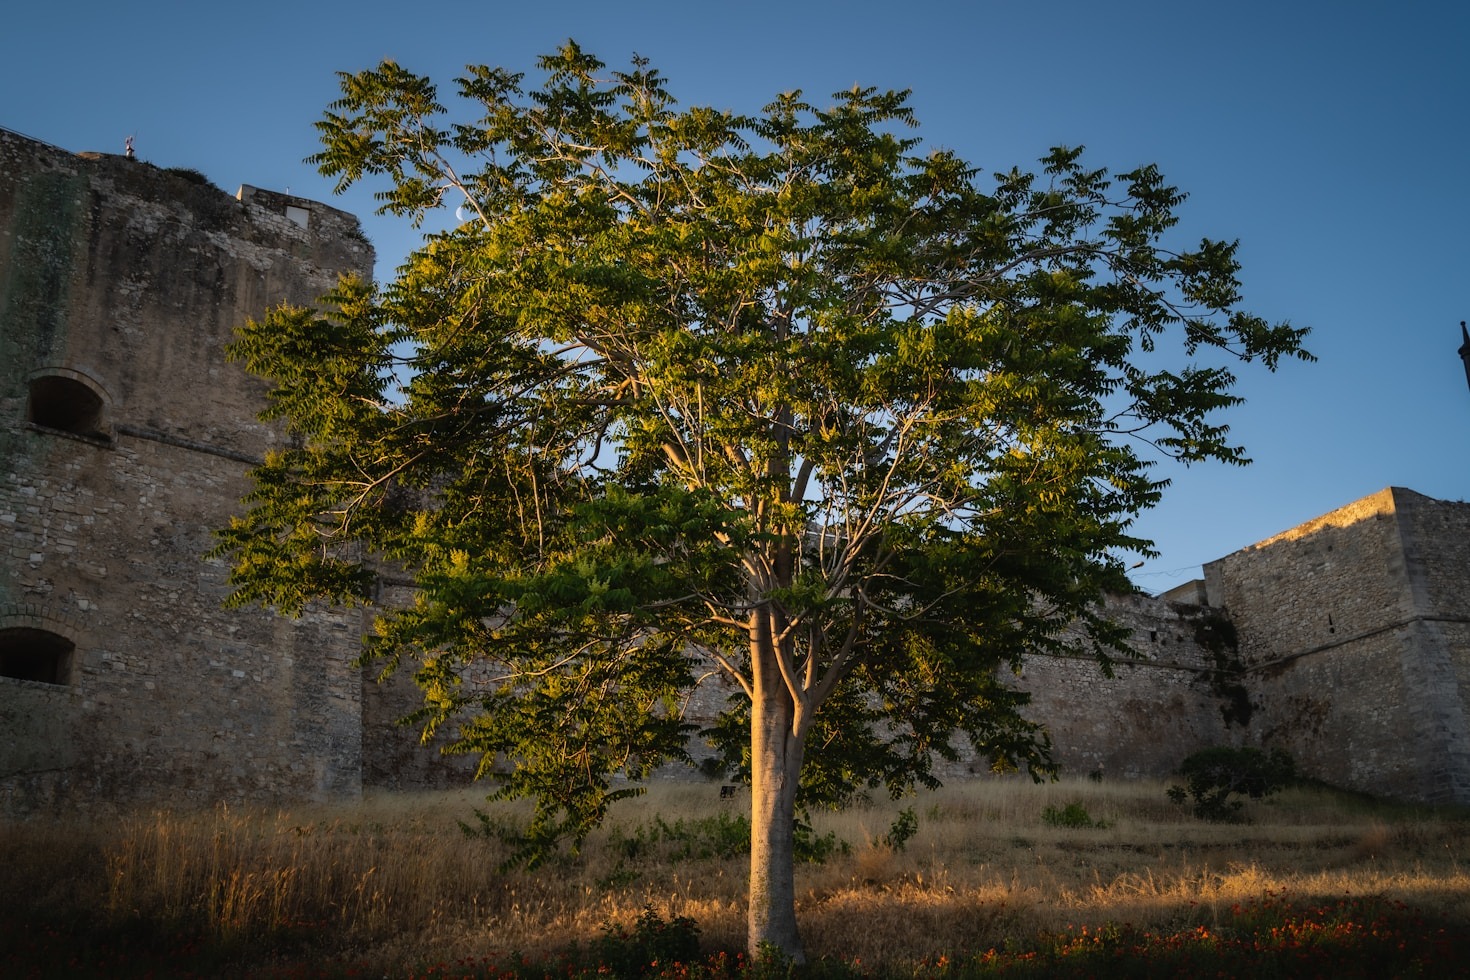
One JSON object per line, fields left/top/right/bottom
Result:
{"left": 2, "top": 128, "right": 1467, "bottom": 812}
{"left": 1009, "top": 490, "right": 1470, "bottom": 805}
{"left": 1202, "top": 488, "right": 1470, "bottom": 803}
{"left": 1005, "top": 593, "right": 1239, "bottom": 783}
{"left": 0, "top": 128, "right": 379, "bottom": 809}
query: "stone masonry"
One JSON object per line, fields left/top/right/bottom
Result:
{"left": 0, "top": 128, "right": 375, "bottom": 810}
{"left": 1202, "top": 488, "right": 1470, "bottom": 803}
{"left": 2, "top": 127, "right": 1467, "bottom": 812}
{"left": 1010, "top": 489, "right": 1470, "bottom": 804}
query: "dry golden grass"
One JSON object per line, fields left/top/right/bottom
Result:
{"left": 3, "top": 777, "right": 1466, "bottom": 971}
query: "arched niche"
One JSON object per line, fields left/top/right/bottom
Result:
{"left": 0, "top": 627, "right": 76, "bottom": 686}
{"left": 25, "top": 367, "right": 113, "bottom": 441}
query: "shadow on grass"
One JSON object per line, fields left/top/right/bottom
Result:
{"left": 5, "top": 895, "right": 1466, "bottom": 978}
{"left": 0, "top": 912, "right": 352, "bottom": 980}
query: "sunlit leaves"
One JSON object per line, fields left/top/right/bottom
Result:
{"left": 220, "top": 44, "right": 1312, "bottom": 863}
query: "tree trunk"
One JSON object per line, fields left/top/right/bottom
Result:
{"left": 747, "top": 622, "right": 807, "bottom": 962}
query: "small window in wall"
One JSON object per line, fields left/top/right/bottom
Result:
{"left": 0, "top": 628, "right": 75, "bottom": 685}
{"left": 27, "top": 375, "right": 106, "bottom": 438}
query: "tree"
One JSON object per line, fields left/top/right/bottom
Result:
{"left": 1168, "top": 746, "right": 1297, "bottom": 822}
{"left": 216, "top": 43, "right": 1311, "bottom": 961}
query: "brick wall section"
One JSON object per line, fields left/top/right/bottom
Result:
{"left": 0, "top": 129, "right": 374, "bottom": 812}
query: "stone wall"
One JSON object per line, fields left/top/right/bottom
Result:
{"left": 1394, "top": 491, "right": 1470, "bottom": 802}
{"left": 2, "top": 127, "right": 1466, "bottom": 813}
{"left": 1202, "top": 488, "right": 1470, "bottom": 803}
{"left": 0, "top": 128, "right": 375, "bottom": 811}
{"left": 1015, "top": 489, "right": 1470, "bottom": 805}
{"left": 1009, "top": 593, "right": 1239, "bottom": 782}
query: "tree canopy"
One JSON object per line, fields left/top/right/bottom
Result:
{"left": 216, "top": 42, "right": 1311, "bottom": 959}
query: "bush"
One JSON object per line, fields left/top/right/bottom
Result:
{"left": 590, "top": 906, "right": 701, "bottom": 977}
{"left": 1042, "top": 801, "right": 1107, "bottom": 829}
{"left": 1168, "top": 746, "right": 1296, "bottom": 822}
{"left": 603, "top": 810, "right": 847, "bottom": 871}
{"left": 882, "top": 806, "right": 920, "bottom": 851}
{"left": 793, "top": 814, "right": 850, "bottom": 863}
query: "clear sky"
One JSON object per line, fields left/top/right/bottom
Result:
{"left": 5, "top": 1, "right": 1467, "bottom": 592}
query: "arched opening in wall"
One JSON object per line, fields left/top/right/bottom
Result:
{"left": 27, "top": 374, "right": 107, "bottom": 439}
{"left": 0, "top": 628, "right": 76, "bottom": 685}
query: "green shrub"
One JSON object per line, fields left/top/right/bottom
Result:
{"left": 590, "top": 906, "right": 700, "bottom": 977}
{"left": 882, "top": 806, "right": 919, "bottom": 851}
{"left": 1041, "top": 801, "right": 1105, "bottom": 829}
{"left": 606, "top": 812, "right": 750, "bottom": 862}
{"left": 603, "top": 810, "right": 848, "bottom": 869}
{"left": 793, "top": 814, "right": 850, "bottom": 863}
{"left": 1168, "top": 746, "right": 1296, "bottom": 822}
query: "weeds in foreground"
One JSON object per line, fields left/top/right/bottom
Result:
{"left": 3, "top": 896, "right": 1463, "bottom": 977}
{"left": 391, "top": 897, "right": 1468, "bottom": 977}
{"left": 2, "top": 779, "right": 1466, "bottom": 976}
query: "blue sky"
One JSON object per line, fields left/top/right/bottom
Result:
{"left": 5, "top": 1, "right": 1467, "bottom": 592}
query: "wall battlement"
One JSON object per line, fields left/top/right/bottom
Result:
{"left": 2, "top": 127, "right": 1467, "bottom": 811}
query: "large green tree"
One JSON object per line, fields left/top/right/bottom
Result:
{"left": 217, "top": 43, "right": 1310, "bottom": 961}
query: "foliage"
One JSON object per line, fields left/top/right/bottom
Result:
{"left": 1190, "top": 611, "right": 1252, "bottom": 726}
{"left": 163, "top": 165, "right": 214, "bottom": 187}
{"left": 1168, "top": 746, "right": 1296, "bottom": 822}
{"left": 590, "top": 906, "right": 702, "bottom": 978}
{"left": 596, "top": 810, "right": 847, "bottom": 888}
{"left": 1040, "top": 801, "right": 1106, "bottom": 829}
{"left": 214, "top": 42, "right": 1311, "bottom": 958}
{"left": 792, "top": 814, "right": 850, "bottom": 863}
{"left": 611, "top": 812, "right": 755, "bottom": 862}
{"left": 600, "top": 810, "right": 848, "bottom": 867}
{"left": 882, "top": 806, "right": 919, "bottom": 851}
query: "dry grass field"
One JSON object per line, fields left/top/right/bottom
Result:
{"left": 3, "top": 777, "right": 1467, "bottom": 976}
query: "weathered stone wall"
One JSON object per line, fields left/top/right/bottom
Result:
{"left": 1008, "top": 593, "right": 1238, "bottom": 781}
{"left": 1203, "top": 490, "right": 1411, "bottom": 665}
{"left": 1394, "top": 492, "right": 1470, "bottom": 802}
{"left": 0, "top": 128, "right": 374, "bottom": 811}
{"left": 994, "top": 493, "right": 1470, "bottom": 805}
{"left": 3, "top": 128, "right": 1466, "bottom": 813}
{"left": 1203, "top": 488, "right": 1470, "bottom": 803}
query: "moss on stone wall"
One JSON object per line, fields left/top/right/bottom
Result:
{"left": 1, "top": 171, "right": 84, "bottom": 370}
{"left": 1191, "top": 611, "right": 1253, "bottom": 727}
